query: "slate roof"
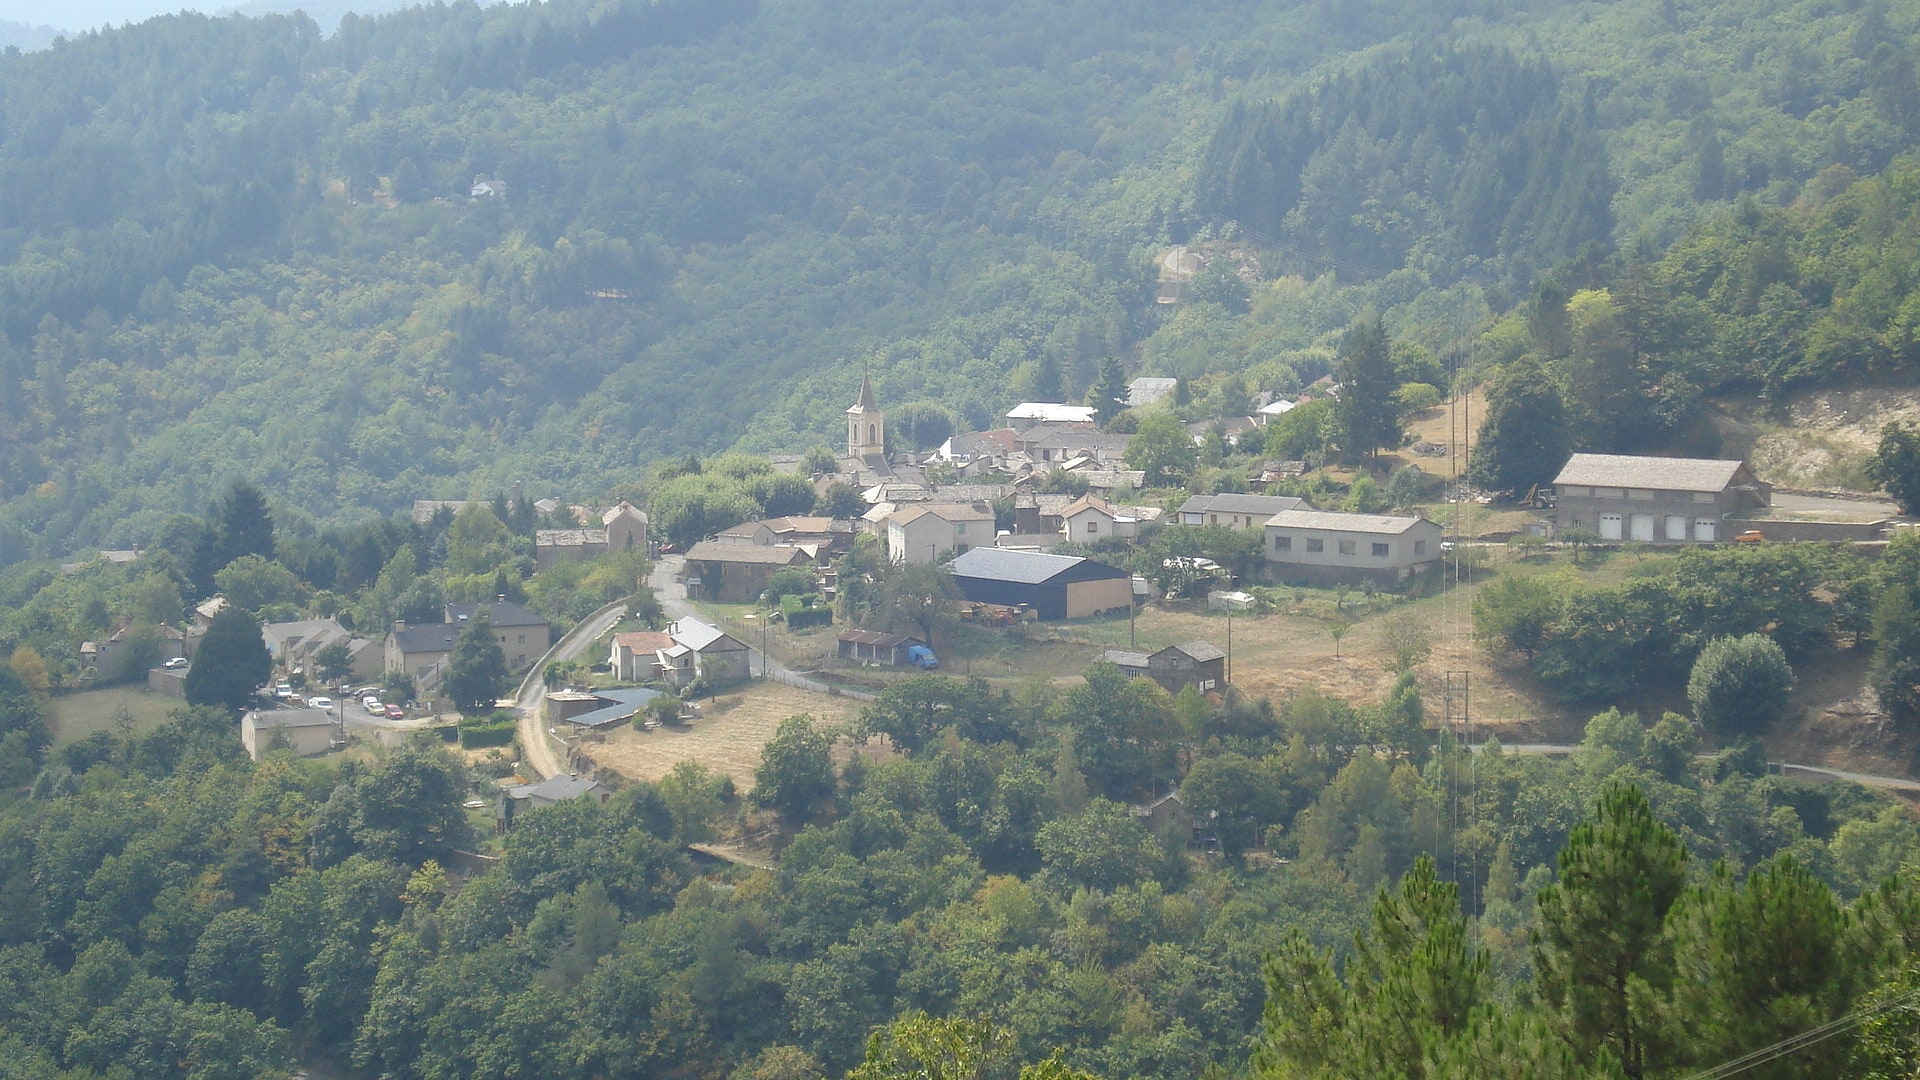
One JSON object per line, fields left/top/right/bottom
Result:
{"left": 1264, "top": 509, "right": 1432, "bottom": 535}
{"left": 672, "top": 618, "right": 742, "bottom": 652}
{"left": 1099, "top": 649, "right": 1151, "bottom": 668}
{"left": 391, "top": 624, "right": 461, "bottom": 654}
{"left": 1162, "top": 640, "right": 1225, "bottom": 663}
{"left": 446, "top": 600, "right": 549, "bottom": 628}
{"left": 507, "top": 775, "right": 608, "bottom": 801}
{"left": 1552, "top": 454, "right": 1751, "bottom": 493}
{"left": 1179, "top": 494, "right": 1306, "bottom": 517}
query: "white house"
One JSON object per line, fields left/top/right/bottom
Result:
{"left": 1263, "top": 509, "right": 1443, "bottom": 586}
{"left": 885, "top": 502, "right": 995, "bottom": 564}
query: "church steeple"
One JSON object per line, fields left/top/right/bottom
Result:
{"left": 846, "top": 373, "right": 884, "bottom": 458}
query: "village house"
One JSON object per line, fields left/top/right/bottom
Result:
{"left": 663, "top": 617, "right": 751, "bottom": 688}
{"left": 1262, "top": 509, "right": 1444, "bottom": 586}
{"left": 1005, "top": 402, "right": 1099, "bottom": 431}
{"left": 385, "top": 600, "right": 553, "bottom": 695}
{"left": 682, "top": 541, "right": 812, "bottom": 603}
{"left": 533, "top": 501, "right": 649, "bottom": 567}
{"left": 1178, "top": 493, "right": 1306, "bottom": 529}
{"left": 608, "top": 631, "right": 677, "bottom": 683}
{"left": 1060, "top": 494, "right": 1138, "bottom": 543}
{"left": 261, "top": 618, "right": 381, "bottom": 684}
{"left": 715, "top": 515, "right": 853, "bottom": 554}
{"left": 1549, "top": 454, "right": 1772, "bottom": 543}
{"left": 240, "top": 707, "right": 340, "bottom": 761}
{"left": 885, "top": 502, "right": 995, "bottom": 563}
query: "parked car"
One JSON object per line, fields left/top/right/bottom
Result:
{"left": 162, "top": 656, "right": 189, "bottom": 670}
{"left": 362, "top": 696, "right": 383, "bottom": 713}
{"left": 308, "top": 696, "right": 333, "bottom": 710}
{"left": 275, "top": 684, "right": 294, "bottom": 699}
{"left": 384, "top": 704, "right": 405, "bottom": 720}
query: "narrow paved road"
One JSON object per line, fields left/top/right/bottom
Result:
{"left": 513, "top": 599, "right": 631, "bottom": 779}
{"left": 1484, "top": 743, "right": 1920, "bottom": 792}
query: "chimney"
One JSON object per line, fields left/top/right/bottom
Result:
{"left": 394, "top": 620, "right": 407, "bottom": 632}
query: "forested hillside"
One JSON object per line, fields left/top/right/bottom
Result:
{"left": 0, "top": 0, "right": 1916, "bottom": 562}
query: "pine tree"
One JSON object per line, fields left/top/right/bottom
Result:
{"left": 1335, "top": 313, "right": 1402, "bottom": 462}
{"left": 184, "top": 606, "right": 272, "bottom": 713}
{"left": 1088, "top": 357, "right": 1129, "bottom": 427}
{"left": 214, "top": 480, "right": 276, "bottom": 568}
{"left": 1533, "top": 784, "right": 1687, "bottom": 1079}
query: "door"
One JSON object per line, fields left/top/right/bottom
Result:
{"left": 1665, "top": 515, "right": 1687, "bottom": 541}
{"left": 1599, "top": 513, "right": 1623, "bottom": 540}
{"left": 1630, "top": 514, "right": 1655, "bottom": 542}
{"left": 1695, "top": 519, "right": 1717, "bottom": 542}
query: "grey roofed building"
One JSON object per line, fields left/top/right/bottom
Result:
{"left": 1549, "top": 453, "right": 1771, "bottom": 544}
{"left": 555, "top": 686, "right": 661, "bottom": 729}
{"left": 950, "top": 548, "right": 1134, "bottom": 620}
{"left": 446, "top": 599, "right": 549, "bottom": 627}
{"left": 1552, "top": 454, "right": 1757, "bottom": 492}
{"left": 1178, "top": 493, "right": 1306, "bottom": 528}
{"left": 1127, "top": 377, "right": 1178, "bottom": 409}
{"left": 1263, "top": 509, "right": 1431, "bottom": 534}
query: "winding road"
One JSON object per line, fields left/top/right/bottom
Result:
{"left": 512, "top": 598, "right": 631, "bottom": 779}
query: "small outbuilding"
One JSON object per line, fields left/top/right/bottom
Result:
{"left": 497, "top": 774, "right": 611, "bottom": 832}
{"left": 837, "top": 629, "right": 929, "bottom": 666}
{"left": 1099, "top": 640, "right": 1226, "bottom": 695}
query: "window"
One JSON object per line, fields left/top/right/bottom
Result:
{"left": 1593, "top": 487, "right": 1624, "bottom": 498}
{"left": 1274, "top": 535, "right": 1292, "bottom": 552}
{"left": 954, "top": 523, "right": 966, "bottom": 535}
{"left": 1693, "top": 491, "right": 1717, "bottom": 502}
{"left": 1338, "top": 540, "right": 1356, "bottom": 556}
{"left": 1086, "top": 521, "right": 1099, "bottom": 534}
{"left": 1628, "top": 488, "right": 1655, "bottom": 500}
{"left": 1414, "top": 540, "right": 1427, "bottom": 555}
{"left": 1562, "top": 485, "right": 1590, "bottom": 497}
{"left": 1210, "top": 514, "right": 1219, "bottom": 524}
{"left": 1306, "top": 538, "right": 1325, "bottom": 553}
{"left": 1372, "top": 543, "right": 1389, "bottom": 557}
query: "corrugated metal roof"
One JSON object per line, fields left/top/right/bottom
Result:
{"left": 952, "top": 547, "right": 1090, "bottom": 584}
{"left": 1552, "top": 454, "right": 1748, "bottom": 492}
{"left": 1264, "top": 509, "right": 1431, "bottom": 535}
{"left": 839, "top": 629, "right": 919, "bottom": 648}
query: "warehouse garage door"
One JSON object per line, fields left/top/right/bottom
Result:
{"left": 1695, "top": 519, "right": 1717, "bottom": 542}
{"left": 1599, "top": 513, "right": 1623, "bottom": 540}
{"left": 1630, "top": 514, "right": 1655, "bottom": 541}
{"left": 1665, "top": 515, "right": 1688, "bottom": 540}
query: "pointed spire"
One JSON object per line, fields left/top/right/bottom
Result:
{"left": 852, "top": 371, "right": 877, "bottom": 412}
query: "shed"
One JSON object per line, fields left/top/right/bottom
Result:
{"left": 950, "top": 549, "right": 1133, "bottom": 621}
{"left": 837, "top": 629, "right": 928, "bottom": 666}
{"left": 240, "top": 708, "right": 340, "bottom": 761}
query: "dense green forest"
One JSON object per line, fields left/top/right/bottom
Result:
{"left": 0, "top": 0, "right": 1917, "bottom": 562}
{"left": 11, "top": 645, "right": 1920, "bottom": 1078}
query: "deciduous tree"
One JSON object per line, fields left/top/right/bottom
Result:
{"left": 444, "top": 614, "right": 510, "bottom": 715}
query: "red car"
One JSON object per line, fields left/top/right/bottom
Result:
{"left": 385, "top": 704, "right": 405, "bottom": 720}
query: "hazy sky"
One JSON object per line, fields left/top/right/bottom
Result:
{"left": 0, "top": 2, "right": 220, "bottom": 33}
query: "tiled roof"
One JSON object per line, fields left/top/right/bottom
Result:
{"left": 684, "top": 541, "right": 810, "bottom": 565}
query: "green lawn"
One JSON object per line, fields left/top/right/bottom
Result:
{"left": 51, "top": 685, "right": 190, "bottom": 747}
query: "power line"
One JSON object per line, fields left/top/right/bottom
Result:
{"left": 1679, "top": 987, "right": 1920, "bottom": 1080}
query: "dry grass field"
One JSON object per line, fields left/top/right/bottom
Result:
{"left": 577, "top": 681, "right": 867, "bottom": 793}
{"left": 51, "top": 685, "right": 186, "bottom": 746}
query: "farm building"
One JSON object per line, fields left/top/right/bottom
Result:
{"left": 1098, "top": 640, "right": 1226, "bottom": 695}
{"left": 1549, "top": 454, "right": 1772, "bottom": 543}
{"left": 497, "top": 775, "right": 611, "bottom": 832}
{"left": 240, "top": 708, "right": 339, "bottom": 761}
{"left": 950, "top": 549, "right": 1133, "bottom": 621}
{"left": 837, "top": 629, "right": 929, "bottom": 666}
{"left": 1263, "top": 509, "right": 1443, "bottom": 587}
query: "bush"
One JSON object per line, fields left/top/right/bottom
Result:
{"left": 458, "top": 710, "right": 518, "bottom": 749}
{"left": 781, "top": 593, "right": 834, "bottom": 630}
